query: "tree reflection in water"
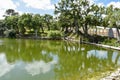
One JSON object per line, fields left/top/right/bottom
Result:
{"left": 0, "top": 39, "right": 120, "bottom": 80}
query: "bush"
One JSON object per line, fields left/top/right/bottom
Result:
{"left": 48, "top": 31, "right": 62, "bottom": 39}
{"left": 4, "top": 29, "right": 16, "bottom": 38}
{"left": 102, "top": 38, "right": 118, "bottom": 46}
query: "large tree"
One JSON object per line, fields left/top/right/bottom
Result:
{"left": 0, "top": 20, "right": 6, "bottom": 36}
{"left": 18, "top": 13, "right": 33, "bottom": 33}
{"left": 44, "top": 14, "right": 53, "bottom": 31}
{"left": 55, "top": 0, "right": 101, "bottom": 36}
{"left": 4, "top": 9, "right": 18, "bottom": 17}
{"left": 55, "top": 0, "right": 75, "bottom": 33}
{"left": 90, "top": 4, "right": 105, "bottom": 35}
{"left": 5, "top": 16, "right": 19, "bottom": 30}
{"left": 32, "top": 14, "right": 44, "bottom": 37}
{"left": 109, "top": 7, "right": 120, "bottom": 41}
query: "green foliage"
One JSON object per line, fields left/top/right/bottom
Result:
{"left": 110, "top": 9, "right": 120, "bottom": 27}
{"left": 32, "top": 14, "right": 43, "bottom": 29}
{"left": 1, "top": 5, "right": 120, "bottom": 43}
{"left": 54, "top": 0, "right": 105, "bottom": 35}
{"left": 102, "top": 38, "right": 120, "bottom": 47}
{"left": 20, "top": 13, "right": 33, "bottom": 29}
{"left": 50, "top": 21, "right": 60, "bottom": 30}
{"left": 4, "top": 16, "right": 19, "bottom": 30}
{"left": 18, "top": 13, "right": 46, "bottom": 34}
{"left": 0, "top": 20, "right": 5, "bottom": 30}
{"left": 4, "top": 29, "right": 16, "bottom": 38}
{"left": 4, "top": 9, "right": 18, "bottom": 17}
{"left": 44, "top": 14, "right": 53, "bottom": 30}
{"left": 47, "top": 31, "right": 62, "bottom": 39}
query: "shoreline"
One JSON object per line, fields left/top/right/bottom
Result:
{"left": 65, "top": 38, "right": 120, "bottom": 51}
{"left": 100, "top": 68, "right": 120, "bottom": 80}
{"left": 1, "top": 36, "right": 120, "bottom": 51}
{"left": 83, "top": 42, "right": 120, "bottom": 51}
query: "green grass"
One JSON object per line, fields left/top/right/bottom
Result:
{"left": 21, "top": 29, "right": 120, "bottom": 47}
{"left": 47, "top": 30, "right": 62, "bottom": 39}
{"left": 102, "top": 38, "right": 120, "bottom": 47}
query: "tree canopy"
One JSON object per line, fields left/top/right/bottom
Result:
{"left": 0, "top": 1, "right": 120, "bottom": 41}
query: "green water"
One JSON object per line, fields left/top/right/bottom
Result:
{"left": 0, "top": 39, "right": 120, "bottom": 80}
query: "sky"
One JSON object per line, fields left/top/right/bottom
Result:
{"left": 0, "top": 0, "right": 120, "bottom": 19}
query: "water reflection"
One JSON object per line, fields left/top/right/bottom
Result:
{"left": 0, "top": 53, "right": 14, "bottom": 77}
{"left": 0, "top": 39, "right": 120, "bottom": 80}
{"left": 112, "top": 51, "right": 120, "bottom": 65}
{"left": 25, "top": 54, "right": 58, "bottom": 76}
{"left": 87, "top": 50, "right": 108, "bottom": 59}
{"left": 0, "top": 40, "right": 3, "bottom": 45}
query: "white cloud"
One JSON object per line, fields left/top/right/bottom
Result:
{"left": 87, "top": 50, "right": 107, "bottom": 59}
{"left": 107, "top": 2, "right": 120, "bottom": 8}
{"left": 16, "top": 10, "right": 23, "bottom": 15}
{"left": 0, "top": 0, "right": 17, "bottom": 19}
{"left": 88, "top": 0, "right": 95, "bottom": 5}
{"left": 22, "top": 0, "right": 54, "bottom": 10}
{"left": 0, "top": 10, "right": 5, "bottom": 19}
{"left": 25, "top": 54, "right": 58, "bottom": 76}
{"left": 0, "top": 53, "right": 15, "bottom": 77}
{"left": 0, "top": 0, "right": 16, "bottom": 9}
{"left": 97, "top": 3, "right": 104, "bottom": 7}
{"left": 15, "top": 2, "right": 20, "bottom": 7}
{"left": 25, "top": 60, "right": 57, "bottom": 76}
{"left": 25, "top": 61, "right": 52, "bottom": 76}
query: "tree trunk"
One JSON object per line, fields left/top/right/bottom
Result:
{"left": 116, "top": 27, "right": 120, "bottom": 42}
{"left": 65, "top": 26, "right": 68, "bottom": 33}
{"left": 83, "top": 23, "right": 88, "bottom": 36}
{"left": 47, "top": 23, "right": 50, "bottom": 31}
{"left": 95, "top": 26, "right": 97, "bottom": 35}
{"left": 74, "top": 19, "right": 79, "bottom": 33}
{"left": 75, "top": 24, "right": 79, "bottom": 33}
{"left": 40, "top": 26, "right": 44, "bottom": 33}
{"left": 35, "top": 29, "right": 38, "bottom": 38}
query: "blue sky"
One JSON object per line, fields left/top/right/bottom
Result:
{"left": 0, "top": 0, "right": 120, "bottom": 19}
{"left": 14, "top": 0, "right": 59, "bottom": 15}
{"left": 96, "top": 0, "right": 120, "bottom": 5}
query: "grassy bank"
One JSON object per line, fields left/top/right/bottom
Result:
{"left": 3, "top": 29, "right": 120, "bottom": 47}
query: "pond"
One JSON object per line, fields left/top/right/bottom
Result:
{"left": 0, "top": 39, "right": 120, "bottom": 80}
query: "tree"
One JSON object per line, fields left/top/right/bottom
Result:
{"left": 44, "top": 14, "right": 53, "bottom": 30}
{"left": 18, "top": 13, "right": 45, "bottom": 36}
{"left": 55, "top": 0, "right": 72, "bottom": 32}
{"left": 90, "top": 4, "right": 105, "bottom": 35}
{"left": 3, "top": 9, "right": 19, "bottom": 30}
{"left": 18, "top": 14, "right": 28, "bottom": 34}
{"left": 55, "top": 0, "right": 98, "bottom": 36}
{"left": 32, "top": 14, "right": 44, "bottom": 37}
{"left": 4, "top": 9, "right": 18, "bottom": 17}
{"left": 5, "top": 16, "right": 19, "bottom": 30}
{"left": 0, "top": 20, "right": 5, "bottom": 36}
{"left": 3, "top": 16, "right": 19, "bottom": 38}
{"left": 109, "top": 8, "right": 120, "bottom": 41}
{"left": 58, "top": 12, "right": 71, "bottom": 32}
{"left": 18, "top": 13, "right": 33, "bottom": 32}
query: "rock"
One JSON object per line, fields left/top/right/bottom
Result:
{"left": 100, "top": 68, "right": 120, "bottom": 80}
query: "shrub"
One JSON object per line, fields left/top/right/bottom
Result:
{"left": 4, "top": 29, "right": 16, "bottom": 38}
{"left": 48, "top": 31, "right": 62, "bottom": 39}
